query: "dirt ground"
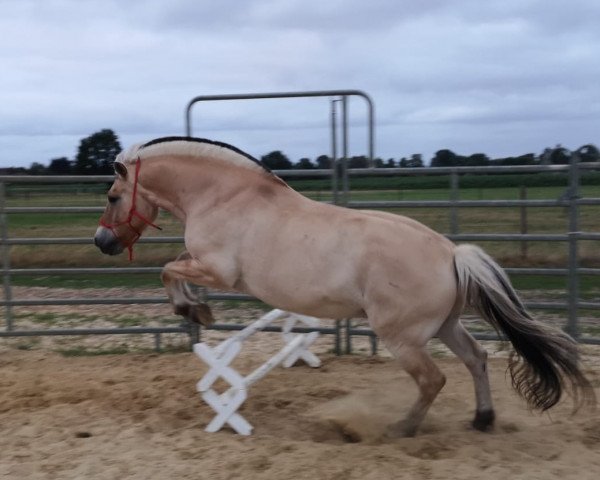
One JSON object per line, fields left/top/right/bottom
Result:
{"left": 1, "top": 344, "right": 599, "bottom": 480}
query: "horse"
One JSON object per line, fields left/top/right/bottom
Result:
{"left": 94, "top": 136, "right": 595, "bottom": 437}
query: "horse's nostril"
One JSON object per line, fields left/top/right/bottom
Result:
{"left": 94, "top": 228, "right": 124, "bottom": 256}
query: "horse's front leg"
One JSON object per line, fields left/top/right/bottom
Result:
{"left": 161, "top": 251, "right": 232, "bottom": 326}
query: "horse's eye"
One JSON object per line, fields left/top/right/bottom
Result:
{"left": 108, "top": 195, "right": 120, "bottom": 204}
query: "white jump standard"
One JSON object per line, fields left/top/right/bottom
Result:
{"left": 194, "top": 309, "right": 322, "bottom": 435}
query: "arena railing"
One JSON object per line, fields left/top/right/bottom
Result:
{"left": 1, "top": 159, "right": 599, "bottom": 351}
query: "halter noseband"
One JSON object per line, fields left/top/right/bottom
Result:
{"left": 99, "top": 157, "right": 162, "bottom": 260}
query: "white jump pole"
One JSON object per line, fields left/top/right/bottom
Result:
{"left": 194, "top": 309, "right": 321, "bottom": 435}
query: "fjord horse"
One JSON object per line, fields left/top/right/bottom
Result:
{"left": 95, "top": 136, "right": 595, "bottom": 436}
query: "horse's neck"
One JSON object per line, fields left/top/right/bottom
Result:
{"left": 139, "top": 156, "right": 287, "bottom": 220}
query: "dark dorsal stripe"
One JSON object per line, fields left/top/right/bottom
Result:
{"left": 140, "top": 136, "right": 273, "bottom": 173}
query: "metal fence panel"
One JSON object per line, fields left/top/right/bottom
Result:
{"left": 1, "top": 159, "right": 599, "bottom": 349}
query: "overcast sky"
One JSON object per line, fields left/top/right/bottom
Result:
{"left": 1, "top": 0, "right": 599, "bottom": 168}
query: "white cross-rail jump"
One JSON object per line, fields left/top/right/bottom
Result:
{"left": 194, "top": 309, "right": 322, "bottom": 435}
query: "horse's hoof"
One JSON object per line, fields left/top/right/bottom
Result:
{"left": 472, "top": 409, "right": 495, "bottom": 432}
{"left": 175, "top": 302, "right": 215, "bottom": 326}
{"left": 194, "top": 302, "right": 215, "bottom": 326}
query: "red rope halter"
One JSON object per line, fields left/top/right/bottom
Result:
{"left": 99, "top": 157, "right": 162, "bottom": 260}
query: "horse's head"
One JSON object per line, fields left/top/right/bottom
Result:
{"left": 94, "top": 158, "right": 160, "bottom": 259}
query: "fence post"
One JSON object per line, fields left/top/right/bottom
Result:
{"left": 369, "top": 333, "right": 378, "bottom": 356}
{"left": 334, "top": 319, "right": 342, "bottom": 355}
{"left": 0, "top": 182, "right": 13, "bottom": 331}
{"left": 341, "top": 95, "right": 349, "bottom": 206}
{"left": 187, "top": 320, "right": 201, "bottom": 348}
{"left": 330, "top": 98, "right": 339, "bottom": 205}
{"left": 566, "top": 152, "right": 580, "bottom": 338}
{"left": 344, "top": 318, "right": 352, "bottom": 354}
{"left": 520, "top": 186, "right": 528, "bottom": 259}
{"left": 449, "top": 170, "right": 459, "bottom": 234}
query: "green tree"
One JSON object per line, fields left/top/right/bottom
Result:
{"left": 519, "top": 153, "right": 537, "bottom": 165}
{"left": 295, "top": 157, "right": 314, "bottom": 169}
{"left": 315, "top": 155, "right": 332, "bottom": 169}
{"left": 260, "top": 150, "right": 292, "bottom": 170}
{"left": 29, "top": 162, "right": 46, "bottom": 175}
{"left": 577, "top": 144, "right": 600, "bottom": 162}
{"left": 465, "top": 153, "right": 489, "bottom": 166}
{"left": 75, "top": 129, "right": 122, "bottom": 175}
{"left": 348, "top": 156, "right": 368, "bottom": 168}
{"left": 492, "top": 154, "right": 536, "bottom": 166}
{"left": 540, "top": 148, "right": 553, "bottom": 165}
{"left": 431, "top": 149, "right": 457, "bottom": 167}
{"left": 549, "top": 146, "right": 570, "bottom": 165}
{"left": 48, "top": 157, "right": 72, "bottom": 175}
{"left": 403, "top": 154, "right": 424, "bottom": 168}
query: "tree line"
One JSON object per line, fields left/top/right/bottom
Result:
{"left": 2, "top": 129, "right": 599, "bottom": 175}
{"left": 2, "top": 129, "right": 123, "bottom": 176}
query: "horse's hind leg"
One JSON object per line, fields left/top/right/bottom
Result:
{"left": 385, "top": 345, "right": 447, "bottom": 437}
{"left": 437, "top": 318, "right": 495, "bottom": 431}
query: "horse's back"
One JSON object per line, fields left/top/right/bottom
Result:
{"left": 279, "top": 198, "right": 457, "bottom": 288}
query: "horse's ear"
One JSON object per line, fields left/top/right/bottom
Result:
{"left": 114, "top": 161, "right": 128, "bottom": 179}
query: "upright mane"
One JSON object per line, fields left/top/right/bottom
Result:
{"left": 116, "top": 136, "right": 286, "bottom": 184}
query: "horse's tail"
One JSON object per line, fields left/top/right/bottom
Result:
{"left": 453, "top": 244, "right": 596, "bottom": 412}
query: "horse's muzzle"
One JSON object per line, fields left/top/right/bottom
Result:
{"left": 94, "top": 226, "right": 125, "bottom": 256}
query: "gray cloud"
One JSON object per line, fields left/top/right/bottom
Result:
{"left": 1, "top": 0, "right": 599, "bottom": 167}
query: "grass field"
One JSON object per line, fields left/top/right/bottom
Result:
{"left": 2, "top": 181, "right": 599, "bottom": 294}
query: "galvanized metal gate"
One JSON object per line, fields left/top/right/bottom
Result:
{"left": 1, "top": 160, "right": 599, "bottom": 348}
{"left": 1, "top": 90, "right": 599, "bottom": 350}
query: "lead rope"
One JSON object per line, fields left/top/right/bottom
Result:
{"left": 99, "top": 157, "right": 162, "bottom": 260}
